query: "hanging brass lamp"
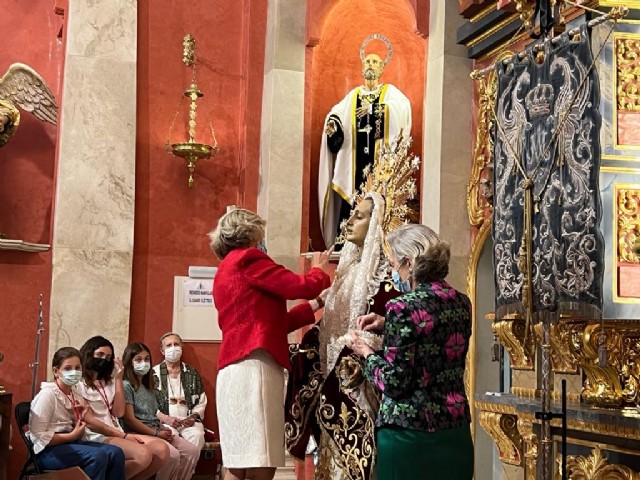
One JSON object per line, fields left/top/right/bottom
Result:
{"left": 165, "top": 34, "right": 218, "bottom": 188}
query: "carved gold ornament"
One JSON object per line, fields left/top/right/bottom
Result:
{"left": 356, "top": 135, "right": 420, "bottom": 239}
{"left": 566, "top": 446, "right": 640, "bottom": 479}
{"left": 467, "top": 70, "right": 497, "bottom": 226}
{"left": 337, "top": 356, "right": 365, "bottom": 390}
{"left": 517, "top": 414, "right": 538, "bottom": 480}
{"left": 493, "top": 315, "right": 535, "bottom": 370}
{"left": 564, "top": 321, "right": 640, "bottom": 408}
{"left": 616, "top": 36, "right": 640, "bottom": 112}
{"left": 478, "top": 411, "right": 523, "bottom": 466}
{"left": 617, "top": 187, "right": 640, "bottom": 264}
{"left": 515, "top": 0, "right": 536, "bottom": 28}
{"left": 0, "top": 63, "right": 58, "bottom": 147}
{"left": 533, "top": 322, "right": 579, "bottom": 374}
{"left": 489, "top": 314, "right": 640, "bottom": 408}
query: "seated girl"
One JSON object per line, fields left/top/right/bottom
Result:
{"left": 120, "top": 342, "right": 200, "bottom": 480}
{"left": 78, "top": 335, "right": 171, "bottom": 479}
{"left": 28, "top": 347, "right": 126, "bottom": 480}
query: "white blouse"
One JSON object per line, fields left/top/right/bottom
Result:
{"left": 76, "top": 380, "right": 123, "bottom": 442}
{"left": 28, "top": 382, "right": 86, "bottom": 454}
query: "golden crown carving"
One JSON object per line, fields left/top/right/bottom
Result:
{"left": 356, "top": 133, "right": 420, "bottom": 236}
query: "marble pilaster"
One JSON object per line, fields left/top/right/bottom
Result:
{"left": 258, "top": 0, "right": 306, "bottom": 268}
{"left": 422, "top": 0, "right": 473, "bottom": 292}
{"left": 48, "top": 0, "right": 137, "bottom": 360}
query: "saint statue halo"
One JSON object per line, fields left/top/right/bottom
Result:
{"left": 359, "top": 34, "right": 393, "bottom": 66}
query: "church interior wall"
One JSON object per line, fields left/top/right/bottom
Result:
{"left": 1, "top": 1, "right": 269, "bottom": 476}
{"left": 0, "top": 2, "right": 66, "bottom": 476}
{"left": 131, "top": 0, "right": 269, "bottom": 444}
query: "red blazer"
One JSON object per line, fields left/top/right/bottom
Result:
{"left": 214, "top": 248, "right": 331, "bottom": 371}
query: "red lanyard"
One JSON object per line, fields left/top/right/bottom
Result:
{"left": 95, "top": 381, "right": 119, "bottom": 424}
{"left": 56, "top": 381, "right": 82, "bottom": 423}
{"left": 96, "top": 381, "right": 112, "bottom": 414}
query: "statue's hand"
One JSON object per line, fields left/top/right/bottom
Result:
{"left": 325, "top": 119, "right": 337, "bottom": 137}
{"left": 356, "top": 105, "right": 370, "bottom": 119}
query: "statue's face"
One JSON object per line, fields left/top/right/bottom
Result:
{"left": 345, "top": 199, "right": 373, "bottom": 248}
{"left": 362, "top": 54, "right": 384, "bottom": 81}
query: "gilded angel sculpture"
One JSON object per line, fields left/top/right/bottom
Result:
{"left": 0, "top": 63, "right": 58, "bottom": 148}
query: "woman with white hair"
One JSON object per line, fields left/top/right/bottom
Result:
{"left": 209, "top": 207, "right": 332, "bottom": 480}
{"left": 352, "top": 224, "right": 474, "bottom": 480}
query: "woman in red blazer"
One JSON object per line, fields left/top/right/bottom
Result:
{"left": 209, "top": 207, "right": 331, "bottom": 480}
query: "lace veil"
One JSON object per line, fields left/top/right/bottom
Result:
{"left": 319, "top": 191, "right": 388, "bottom": 374}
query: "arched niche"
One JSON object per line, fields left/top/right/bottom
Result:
{"left": 302, "top": 0, "right": 427, "bottom": 251}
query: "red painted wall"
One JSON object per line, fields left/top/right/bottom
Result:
{"left": 0, "top": 1, "right": 65, "bottom": 477}
{"left": 302, "top": 0, "right": 427, "bottom": 251}
{"left": 132, "top": 0, "right": 268, "bottom": 443}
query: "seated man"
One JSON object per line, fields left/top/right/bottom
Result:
{"left": 153, "top": 332, "right": 207, "bottom": 450}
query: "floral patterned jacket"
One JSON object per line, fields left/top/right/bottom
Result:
{"left": 363, "top": 280, "right": 472, "bottom": 432}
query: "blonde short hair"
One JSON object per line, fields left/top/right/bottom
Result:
{"left": 208, "top": 208, "right": 266, "bottom": 259}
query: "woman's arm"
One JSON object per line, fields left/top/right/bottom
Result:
{"left": 123, "top": 403, "right": 158, "bottom": 436}
{"left": 121, "top": 382, "right": 156, "bottom": 436}
{"left": 29, "top": 390, "right": 86, "bottom": 450}
{"left": 47, "top": 422, "right": 86, "bottom": 446}
{"left": 111, "top": 358, "right": 126, "bottom": 417}
{"left": 285, "top": 303, "right": 317, "bottom": 333}
{"left": 242, "top": 250, "right": 331, "bottom": 300}
{"left": 363, "top": 300, "right": 418, "bottom": 399}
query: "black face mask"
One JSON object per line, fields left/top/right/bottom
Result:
{"left": 91, "top": 357, "right": 113, "bottom": 378}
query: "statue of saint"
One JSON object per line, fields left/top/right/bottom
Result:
{"left": 288, "top": 136, "right": 420, "bottom": 480}
{"left": 0, "top": 63, "right": 58, "bottom": 148}
{"left": 318, "top": 34, "right": 412, "bottom": 248}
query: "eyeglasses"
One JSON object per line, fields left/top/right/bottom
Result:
{"left": 169, "top": 398, "right": 187, "bottom": 406}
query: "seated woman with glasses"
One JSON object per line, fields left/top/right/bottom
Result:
{"left": 152, "top": 332, "right": 207, "bottom": 450}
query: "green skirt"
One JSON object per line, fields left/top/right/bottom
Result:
{"left": 376, "top": 425, "right": 474, "bottom": 480}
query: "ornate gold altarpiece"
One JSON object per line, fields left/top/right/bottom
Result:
{"left": 461, "top": 1, "right": 640, "bottom": 478}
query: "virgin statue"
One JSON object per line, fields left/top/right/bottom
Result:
{"left": 286, "top": 136, "right": 420, "bottom": 480}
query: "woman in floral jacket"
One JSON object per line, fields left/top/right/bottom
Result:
{"left": 351, "top": 224, "right": 473, "bottom": 480}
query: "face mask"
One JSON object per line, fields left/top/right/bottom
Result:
{"left": 60, "top": 370, "right": 83, "bottom": 386}
{"left": 91, "top": 357, "right": 112, "bottom": 377}
{"left": 257, "top": 241, "right": 267, "bottom": 254}
{"left": 133, "top": 361, "right": 151, "bottom": 376}
{"left": 392, "top": 269, "right": 412, "bottom": 293}
{"left": 164, "top": 346, "right": 182, "bottom": 363}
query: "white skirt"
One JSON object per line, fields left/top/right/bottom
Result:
{"left": 216, "top": 349, "right": 286, "bottom": 468}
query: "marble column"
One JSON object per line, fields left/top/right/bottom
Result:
{"left": 258, "top": 0, "right": 306, "bottom": 273}
{"left": 48, "top": 0, "right": 137, "bottom": 360}
{"left": 422, "top": 0, "right": 473, "bottom": 292}
{"left": 423, "top": 1, "right": 496, "bottom": 477}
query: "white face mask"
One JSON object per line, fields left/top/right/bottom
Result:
{"left": 133, "top": 361, "right": 151, "bottom": 376}
{"left": 59, "top": 370, "right": 83, "bottom": 386}
{"left": 164, "top": 346, "right": 182, "bottom": 363}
